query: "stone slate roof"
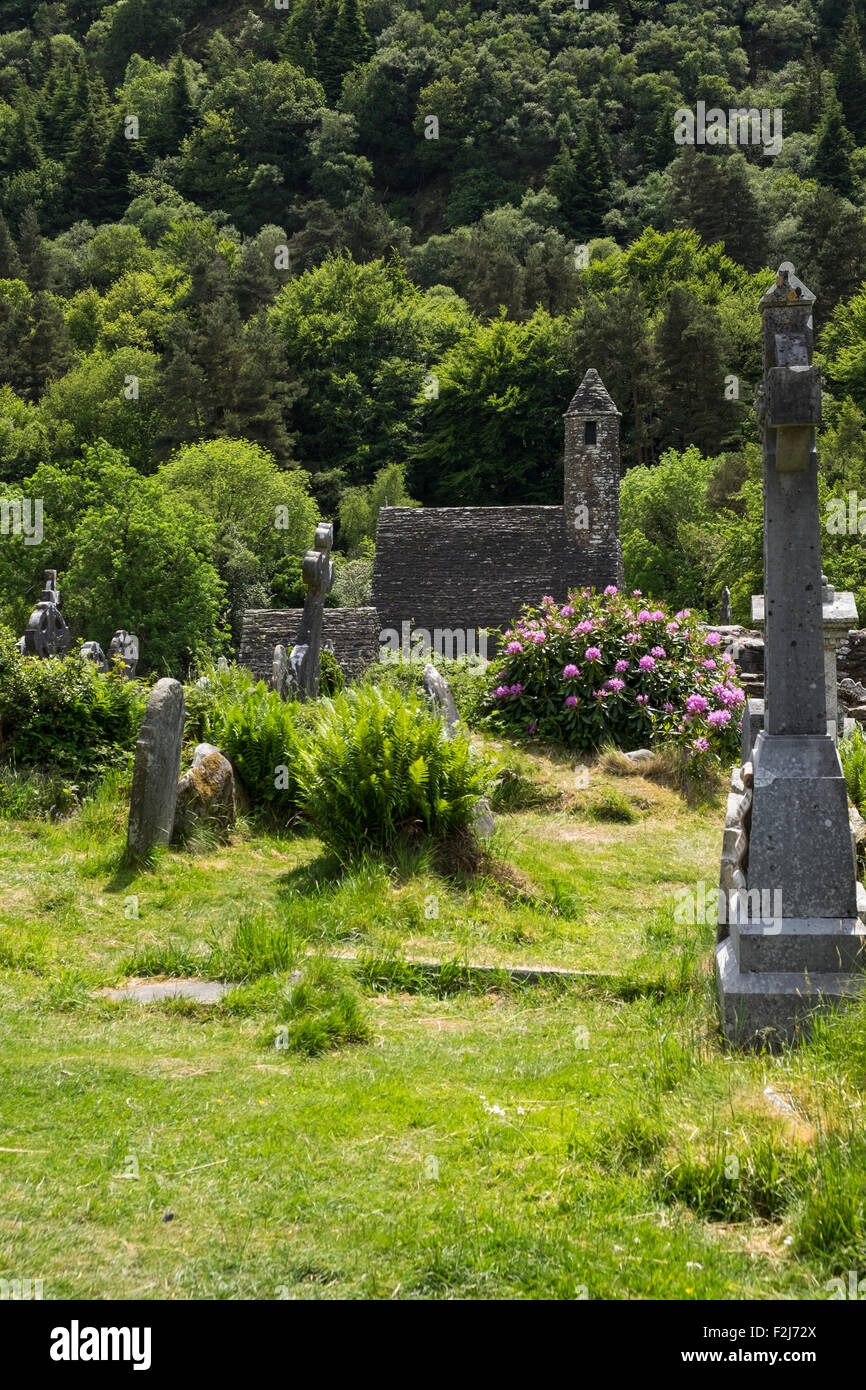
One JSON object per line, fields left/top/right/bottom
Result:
{"left": 372, "top": 505, "right": 614, "bottom": 638}
{"left": 565, "top": 367, "right": 621, "bottom": 416}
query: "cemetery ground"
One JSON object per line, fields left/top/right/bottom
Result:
{"left": 1, "top": 743, "right": 865, "bottom": 1301}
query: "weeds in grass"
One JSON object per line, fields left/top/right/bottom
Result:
{"left": 659, "top": 1133, "right": 812, "bottom": 1222}
{"left": 356, "top": 952, "right": 509, "bottom": 997}
{"left": 269, "top": 956, "right": 370, "bottom": 1057}
{"left": 586, "top": 788, "right": 638, "bottom": 823}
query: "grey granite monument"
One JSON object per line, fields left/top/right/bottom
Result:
{"left": 291, "top": 522, "right": 334, "bottom": 700}
{"left": 271, "top": 644, "right": 290, "bottom": 699}
{"left": 22, "top": 570, "right": 71, "bottom": 657}
{"left": 716, "top": 264, "right": 865, "bottom": 1045}
{"left": 127, "top": 678, "right": 186, "bottom": 859}
{"left": 719, "top": 585, "right": 731, "bottom": 625}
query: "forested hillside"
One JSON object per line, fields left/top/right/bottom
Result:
{"left": 2, "top": 0, "right": 866, "bottom": 664}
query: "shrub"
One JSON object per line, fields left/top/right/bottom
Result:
{"left": 363, "top": 655, "right": 490, "bottom": 727}
{"left": 196, "top": 671, "right": 305, "bottom": 814}
{"left": 841, "top": 723, "right": 866, "bottom": 817}
{"left": 296, "top": 684, "right": 495, "bottom": 859}
{"left": 0, "top": 628, "right": 145, "bottom": 779}
{"left": 482, "top": 589, "right": 744, "bottom": 768}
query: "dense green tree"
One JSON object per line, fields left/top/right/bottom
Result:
{"left": 654, "top": 287, "right": 733, "bottom": 456}
{"left": 813, "top": 79, "right": 857, "bottom": 196}
{"left": 666, "top": 150, "right": 767, "bottom": 272}
{"left": 834, "top": 3, "right": 866, "bottom": 142}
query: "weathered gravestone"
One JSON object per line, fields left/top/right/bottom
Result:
{"left": 422, "top": 662, "right": 460, "bottom": 730}
{"left": 716, "top": 263, "right": 865, "bottom": 1045}
{"left": 173, "top": 742, "right": 237, "bottom": 842}
{"left": 109, "top": 630, "right": 139, "bottom": 678}
{"left": 80, "top": 641, "right": 108, "bottom": 672}
{"left": 22, "top": 570, "right": 71, "bottom": 657}
{"left": 719, "top": 585, "right": 731, "bottom": 625}
{"left": 127, "top": 678, "right": 186, "bottom": 859}
{"left": 271, "top": 644, "right": 289, "bottom": 699}
{"left": 291, "top": 522, "right": 334, "bottom": 700}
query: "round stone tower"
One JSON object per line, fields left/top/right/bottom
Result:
{"left": 563, "top": 368, "right": 624, "bottom": 588}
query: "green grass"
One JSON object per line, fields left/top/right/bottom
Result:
{"left": 1, "top": 741, "right": 865, "bottom": 1299}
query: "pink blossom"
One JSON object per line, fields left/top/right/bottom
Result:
{"left": 563, "top": 664, "right": 580, "bottom": 679}
{"left": 686, "top": 694, "right": 709, "bottom": 715}
{"left": 702, "top": 659, "right": 716, "bottom": 670}
{"left": 565, "top": 695, "right": 578, "bottom": 708}
{"left": 704, "top": 631, "right": 722, "bottom": 646}
{"left": 707, "top": 709, "right": 731, "bottom": 726}
{"left": 639, "top": 655, "right": 655, "bottom": 671}
{"left": 650, "top": 610, "right": 664, "bottom": 622}
{"left": 509, "top": 684, "right": 524, "bottom": 695}
{"left": 615, "top": 659, "right": 629, "bottom": 673}
{"left": 604, "top": 585, "right": 618, "bottom": 596}
{"left": 605, "top": 677, "right": 625, "bottom": 693}
{"left": 632, "top": 590, "right": 642, "bottom": 596}
{"left": 576, "top": 619, "right": 594, "bottom": 634}
{"left": 584, "top": 646, "right": 602, "bottom": 661}
{"left": 663, "top": 702, "right": 674, "bottom": 712}
{"left": 561, "top": 605, "right": 574, "bottom": 617}
{"left": 651, "top": 646, "right": 666, "bottom": 658}
{"left": 693, "top": 737, "right": 709, "bottom": 753}
{"left": 532, "top": 632, "right": 546, "bottom": 645}
{"left": 637, "top": 610, "right": 651, "bottom": 623}
{"left": 636, "top": 694, "right": 649, "bottom": 705}
{"left": 495, "top": 686, "right": 509, "bottom": 698}
{"left": 542, "top": 594, "right": 554, "bottom": 604}
{"left": 506, "top": 641, "right": 523, "bottom": 654}
{"left": 625, "top": 632, "right": 640, "bottom": 644}
{"left": 675, "top": 610, "right": 691, "bottom": 620}
{"left": 665, "top": 621, "right": 679, "bottom": 634}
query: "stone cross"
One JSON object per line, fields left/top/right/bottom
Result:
{"left": 22, "top": 570, "right": 71, "bottom": 657}
{"left": 127, "top": 678, "right": 186, "bottom": 859}
{"left": 716, "top": 262, "right": 864, "bottom": 1045}
{"left": 291, "top": 522, "right": 334, "bottom": 700}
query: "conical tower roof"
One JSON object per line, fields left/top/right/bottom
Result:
{"left": 565, "top": 368, "right": 620, "bottom": 416}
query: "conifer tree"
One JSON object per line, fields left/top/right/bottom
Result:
{"left": 0, "top": 215, "right": 23, "bottom": 281}
{"left": 167, "top": 51, "right": 196, "bottom": 150}
{"left": 813, "top": 78, "right": 857, "bottom": 196}
{"left": 17, "top": 207, "right": 52, "bottom": 292}
{"left": 834, "top": 2, "right": 866, "bottom": 143}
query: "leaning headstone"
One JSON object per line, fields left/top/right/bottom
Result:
{"left": 80, "top": 641, "right": 108, "bottom": 672}
{"left": 172, "top": 743, "right": 237, "bottom": 843}
{"left": 22, "top": 570, "right": 71, "bottom": 657}
{"left": 109, "top": 630, "right": 139, "bottom": 679}
{"left": 271, "top": 644, "right": 289, "bottom": 699}
{"left": 127, "top": 679, "right": 186, "bottom": 859}
{"left": 716, "top": 263, "right": 865, "bottom": 1045}
{"left": 423, "top": 662, "right": 459, "bottom": 729}
{"left": 291, "top": 522, "right": 334, "bottom": 700}
{"left": 719, "top": 585, "right": 731, "bottom": 625}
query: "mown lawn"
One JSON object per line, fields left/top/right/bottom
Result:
{"left": 1, "top": 746, "right": 865, "bottom": 1300}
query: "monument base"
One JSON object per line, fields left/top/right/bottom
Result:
{"left": 716, "top": 938, "right": 864, "bottom": 1046}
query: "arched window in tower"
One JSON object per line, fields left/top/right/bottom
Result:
{"left": 584, "top": 420, "right": 597, "bottom": 445}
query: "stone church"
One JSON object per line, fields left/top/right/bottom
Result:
{"left": 239, "top": 368, "right": 623, "bottom": 677}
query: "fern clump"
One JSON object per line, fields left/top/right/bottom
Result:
{"left": 296, "top": 684, "right": 495, "bottom": 858}
{"left": 197, "top": 674, "right": 304, "bottom": 813}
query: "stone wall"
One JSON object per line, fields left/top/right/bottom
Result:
{"left": 238, "top": 607, "right": 381, "bottom": 683}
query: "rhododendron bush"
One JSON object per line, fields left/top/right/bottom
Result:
{"left": 483, "top": 588, "right": 744, "bottom": 761}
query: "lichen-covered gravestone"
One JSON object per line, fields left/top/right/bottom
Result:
{"left": 172, "top": 743, "right": 237, "bottom": 842}
{"left": 80, "top": 641, "right": 108, "bottom": 672}
{"left": 127, "top": 679, "right": 186, "bottom": 858}
{"left": 716, "top": 263, "right": 865, "bottom": 1045}
{"left": 291, "top": 522, "right": 334, "bottom": 700}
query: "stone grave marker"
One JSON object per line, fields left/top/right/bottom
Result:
{"left": 716, "top": 262, "right": 865, "bottom": 1044}
{"left": 21, "top": 570, "right": 71, "bottom": 657}
{"left": 127, "top": 678, "right": 186, "bottom": 859}
{"left": 291, "top": 522, "right": 334, "bottom": 700}
{"left": 109, "top": 630, "right": 139, "bottom": 678}
{"left": 272, "top": 644, "right": 289, "bottom": 699}
{"left": 422, "top": 662, "right": 460, "bottom": 730}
